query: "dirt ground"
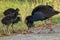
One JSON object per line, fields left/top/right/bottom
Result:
{"left": 0, "top": 23, "right": 60, "bottom": 40}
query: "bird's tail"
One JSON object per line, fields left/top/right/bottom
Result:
{"left": 55, "top": 11, "right": 60, "bottom": 14}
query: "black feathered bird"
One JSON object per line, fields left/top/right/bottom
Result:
{"left": 1, "top": 16, "right": 12, "bottom": 26}
{"left": 25, "top": 16, "right": 34, "bottom": 29}
{"left": 1, "top": 8, "right": 21, "bottom": 33}
{"left": 3, "top": 8, "right": 20, "bottom": 18}
{"left": 11, "top": 17, "right": 21, "bottom": 27}
{"left": 25, "top": 5, "right": 60, "bottom": 32}
{"left": 1, "top": 16, "right": 21, "bottom": 33}
{"left": 32, "top": 5, "right": 60, "bottom": 18}
{"left": 3, "top": 8, "right": 19, "bottom": 16}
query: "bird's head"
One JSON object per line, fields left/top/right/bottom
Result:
{"left": 15, "top": 8, "right": 20, "bottom": 15}
{"left": 16, "top": 8, "right": 19, "bottom": 12}
{"left": 25, "top": 16, "right": 29, "bottom": 25}
{"left": 25, "top": 16, "right": 34, "bottom": 29}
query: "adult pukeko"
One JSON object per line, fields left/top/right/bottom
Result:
{"left": 25, "top": 5, "right": 60, "bottom": 33}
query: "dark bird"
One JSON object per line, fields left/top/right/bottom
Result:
{"left": 1, "top": 16, "right": 12, "bottom": 26}
{"left": 12, "top": 17, "right": 21, "bottom": 32}
{"left": 25, "top": 5, "right": 60, "bottom": 33}
{"left": 1, "top": 8, "right": 21, "bottom": 34}
{"left": 25, "top": 16, "right": 34, "bottom": 29}
{"left": 3, "top": 8, "right": 20, "bottom": 17}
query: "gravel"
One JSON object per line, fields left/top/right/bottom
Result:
{"left": 0, "top": 24, "right": 60, "bottom": 40}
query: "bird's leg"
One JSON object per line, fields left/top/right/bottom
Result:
{"left": 48, "top": 18, "right": 55, "bottom": 33}
{"left": 38, "top": 21, "right": 46, "bottom": 33}
{"left": 48, "top": 23, "right": 54, "bottom": 33}
{"left": 42, "top": 20, "right": 47, "bottom": 27}
{"left": 2, "top": 24, "right": 6, "bottom": 35}
{"left": 6, "top": 25, "right": 10, "bottom": 35}
{"left": 11, "top": 24, "right": 16, "bottom": 33}
{"left": 28, "top": 25, "right": 35, "bottom": 33}
{"left": 44, "top": 20, "right": 47, "bottom": 28}
{"left": 37, "top": 25, "right": 44, "bottom": 34}
{"left": 2, "top": 25, "right": 10, "bottom": 35}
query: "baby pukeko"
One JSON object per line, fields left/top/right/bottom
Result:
{"left": 1, "top": 8, "right": 21, "bottom": 34}
{"left": 3, "top": 8, "right": 20, "bottom": 17}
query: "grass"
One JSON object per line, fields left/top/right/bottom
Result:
{"left": 0, "top": 0, "right": 60, "bottom": 35}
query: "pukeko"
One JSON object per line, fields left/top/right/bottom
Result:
{"left": 3, "top": 8, "right": 20, "bottom": 18}
{"left": 1, "top": 8, "right": 21, "bottom": 34}
{"left": 11, "top": 17, "right": 21, "bottom": 32}
{"left": 1, "top": 16, "right": 12, "bottom": 34}
{"left": 25, "top": 5, "right": 60, "bottom": 33}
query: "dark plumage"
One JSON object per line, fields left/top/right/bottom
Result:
{"left": 25, "top": 5, "right": 60, "bottom": 30}
{"left": 1, "top": 16, "right": 12, "bottom": 25}
{"left": 3, "top": 8, "right": 20, "bottom": 20}
{"left": 3, "top": 8, "right": 19, "bottom": 17}
{"left": 2, "top": 8, "right": 20, "bottom": 25}
{"left": 1, "top": 8, "right": 21, "bottom": 33}
{"left": 25, "top": 16, "right": 33, "bottom": 29}
{"left": 32, "top": 5, "right": 60, "bottom": 18}
{"left": 12, "top": 17, "right": 21, "bottom": 24}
